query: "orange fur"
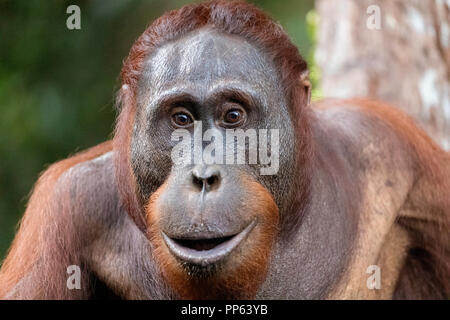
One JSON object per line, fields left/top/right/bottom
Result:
{"left": 0, "top": 141, "right": 113, "bottom": 298}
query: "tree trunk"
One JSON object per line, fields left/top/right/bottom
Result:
{"left": 315, "top": 0, "right": 450, "bottom": 150}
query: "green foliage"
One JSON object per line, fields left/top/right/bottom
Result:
{"left": 306, "top": 9, "right": 323, "bottom": 101}
{"left": 0, "top": 0, "right": 314, "bottom": 261}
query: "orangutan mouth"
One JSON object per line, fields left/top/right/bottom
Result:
{"left": 162, "top": 221, "right": 256, "bottom": 266}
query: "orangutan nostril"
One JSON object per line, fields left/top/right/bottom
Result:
{"left": 206, "top": 176, "right": 217, "bottom": 186}
{"left": 191, "top": 168, "right": 221, "bottom": 191}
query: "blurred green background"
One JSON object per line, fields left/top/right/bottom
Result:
{"left": 0, "top": 0, "right": 314, "bottom": 262}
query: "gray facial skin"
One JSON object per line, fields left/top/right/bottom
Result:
{"left": 127, "top": 27, "right": 305, "bottom": 282}
{"left": 130, "top": 28, "right": 297, "bottom": 236}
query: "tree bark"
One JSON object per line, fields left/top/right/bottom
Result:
{"left": 315, "top": 0, "right": 450, "bottom": 150}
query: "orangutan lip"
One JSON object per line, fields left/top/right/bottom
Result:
{"left": 162, "top": 221, "right": 256, "bottom": 266}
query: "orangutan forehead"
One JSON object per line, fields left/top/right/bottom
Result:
{"left": 138, "top": 27, "right": 281, "bottom": 95}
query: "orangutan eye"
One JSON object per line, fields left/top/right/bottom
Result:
{"left": 172, "top": 112, "right": 193, "bottom": 128}
{"left": 220, "top": 106, "right": 246, "bottom": 128}
{"left": 225, "top": 110, "right": 242, "bottom": 123}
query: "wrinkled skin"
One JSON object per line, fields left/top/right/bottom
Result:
{"left": 131, "top": 28, "right": 296, "bottom": 215}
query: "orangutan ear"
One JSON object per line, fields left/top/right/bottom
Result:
{"left": 300, "top": 70, "right": 311, "bottom": 106}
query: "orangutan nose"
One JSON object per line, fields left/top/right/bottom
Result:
{"left": 191, "top": 165, "right": 222, "bottom": 192}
